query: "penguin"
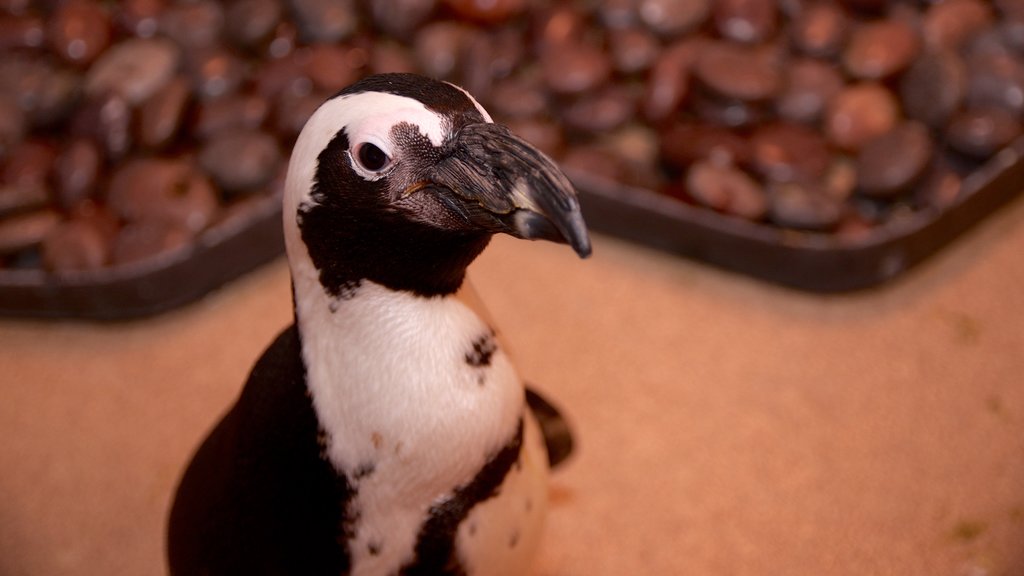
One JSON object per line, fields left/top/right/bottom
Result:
{"left": 167, "top": 73, "right": 590, "bottom": 576}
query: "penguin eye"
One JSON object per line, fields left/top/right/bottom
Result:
{"left": 354, "top": 142, "right": 391, "bottom": 173}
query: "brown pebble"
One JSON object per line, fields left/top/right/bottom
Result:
{"left": 290, "top": 0, "right": 358, "bottom": 43}
{"left": 444, "top": 0, "right": 524, "bottom": 23}
{"left": 199, "top": 129, "right": 282, "bottom": 194}
{"left": 843, "top": 19, "right": 920, "bottom": 80}
{"left": 790, "top": 2, "right": 848, "bottom": 58}
{"left": 900, "top": 51, "right": 967, "bottom": 128}
{"left": 638, "top": 0, "right": 710, "bottom": 38}
{"left": 713, "top": 0, "right": 777, "bottom": 44}
{"left": 686, "top": 160, "right": 767, "bottom": 220}
{"left": 0, "top": 209, "right": 59, "bottom": 253}
{"left": 4, "top": 139, "right": 55, "bottom": 194}
{"left": 561, "top": 87, "right": 636, "bottom": 134}
{"left": 71, "top": 92, "right": 132, "bottom": 159}
{"left": 641, "top": 36, "right": 706, "bottom": 122}
{"left": 750, "top": 122, "right": 831, "bottom": 184}
{"left": 369, "top": 41, "right": 417, "bottom": 75}
{"left": 0, "top": 183, "right": 48, "bottom": 217}
{"left": 41, "top": 217, "right": 111, "bottom": 271}
{"left": 159, "top": 0, "right": 223, "bottom": 49}
{"left": 609, "top": 27, "right": 661, "bottom": 75}
{"left": 856, "top": 122, "right": 934, "bottom": 197}
{"left": 53, "top": 138, "right": 102, "bottom": 209}
{"left": 946, "top": 107, "right": 1022, "bottom": 158}
{"left": 138, "top": 76, "right": 191, "bottom": 149}
{"left": 542, "top": 42, "right": 612, "bottom": 96}
{"left": 923, "top": 0, "right": 993, "bottom": 51}
{"left": 188, "top": 47, "right": 246, "bottom": 100}
{"left": 488, "top": 74, "right": 549, "bottom": 120}
{"left": 304, "top": 44, "right": 364, "bottom": 94}
{"left": 85, "top": 37, "right": 180, "bottom": 106}
{"left": 116, "top": 0, "right": 164, "bottom": 38}
{"left": 0, "top": 96, "right": 26, "bottom": 158}
{"left": 194, "top": 93, "right": 270, "bottom": 139}
{"left": 775, "top": 58, "right": 844, "bottom": 125}
{"left": 914, "top": 163, "right": 962, "bottom": 211}
{"left": 107, "top": 158, "right": 219, "bottom": 232}
{"left": 825, "top": 83, "right": 900, "bottom": 152}
{"left": 413, "top": 21, "right": 473, "bottom": 80}
{"left": 0, "top": 13, "right": 46, "bottom": 50}
{"left": 111, "top": 220, "right": 192, "bottom": 266}
{"left": 49, "top": 0, "right": 110, "bottom": 66}
{"left": 660, "top": 122, "right": 751, "bottom": 168}
{"left": 693, "top": 41, "right": 781, "bottom": 101}
{"left": 768, "top": 181, "right": 843, "bottom": 231}
{"left": 965, "top": 52, "right": 1024, "bottom": 117}
{"left": 225, "top": 0, "right": 282, "bottom": 50}
{"left": 273, "top": 89, "right": 329, "bottom": 140}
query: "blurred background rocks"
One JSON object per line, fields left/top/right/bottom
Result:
{"left": 1, "top": 0, "right": 1022, "bottom": 276}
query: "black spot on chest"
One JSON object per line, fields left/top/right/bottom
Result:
{"left": 465, "top": 330, "right": 497, "bottom": 368}
{"left": 399, "top": 419, "right": 524, "bottom": 576}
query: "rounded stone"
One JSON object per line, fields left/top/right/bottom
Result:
{"left": 775, "top": 57, "right": 844, "bottom": 125}
{"left": 198, "top": 129, "right": 282, "bottom": 194}
{"left": 900, "top": 51, "right": 968, "bottom": 127}
{"left": 225, "top": 0, "right": 282, "bottom": 49}
{"left": 946, "top": 107, "right": 1022, "bottom": 158}
{"left": 48, "top": 0, "right": 110, "bottom": 66}
{"left": 767, "top": 181, "right": 844, "bottom": 231}
{"left": 609, "top": 27, "right": 660, "bottom": 75}
{"left": 542, "top": 42, "right": 612, "bottom": 96}
{"left": 790, "top": 2, "right": 848, "bottom": 58}
{"left": 41, "top": 217, "right": 111, "bottom": 271}
{"left": 922, "top": 0, "right": 993, "bottom": 51}
{"left": 159, "top": 0, "right": 223, "bottom": 49}
{"left": 53, "top": 138, "right": 102, "bottom": 208}
{"left": 107, "top": 158, "right": 219, "bottom": 232}
{"left": 713, "top": 0, "right": 777, "bottom": 44}
{"left": 856, "top": 122, "right": 934, "bottom": 197}
{"left": 843, "top": 19, "right": 920, "bottom": 80}
{"left": 562, "top": 87, "right": 636, "bottom": 134}
{"left": 750, "top": 122, "right": 831, "bottom": 184}
{"left": 686, "top": 160, "right": 767, "bottom": 220}
{"left": 138, "top": 76, "right": 191, "bottom": 149}
{"left": 660, "top": 122, "right": 751, "bottom": 168}
{"left": 641, "top": 36, "right": 706, "bottom": 122}
{"left": 0, "top": 209, "right": 59, "bottom": 254}
{"left": 825, "top": 83, "right": 900, "bottom": 152}
{"left": 693, "top": 41, "right": 781, "bottom": 101}
{"left": 638, "top": 0, "right": 710, "bottom": 38}
{"left": 110, "top": 220, "right": 192, "bottom": 266}
{"left": 85, "top": 37, "right": 180, "bottom": 105}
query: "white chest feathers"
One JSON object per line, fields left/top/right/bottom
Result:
{"left": 295, "top": 281, "right": 549, "bottom": 575}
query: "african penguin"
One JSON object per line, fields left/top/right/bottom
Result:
{"left": 167, "top": 73, "right": 590, "bottom": 576}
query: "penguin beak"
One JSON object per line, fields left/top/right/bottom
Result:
{"left": 419, "top": 123, "right": 592, "bottom": 258}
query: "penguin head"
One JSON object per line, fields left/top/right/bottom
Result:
{"left": 284, "top": 73, "right": 590, "bottom": 298}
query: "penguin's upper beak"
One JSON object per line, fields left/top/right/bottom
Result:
{"left": 416, "top": 123, "right": 592, "bottom": 258}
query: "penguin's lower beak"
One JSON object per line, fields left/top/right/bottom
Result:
{"left": 421, "top": 123, "right": 592, "bottom": 258}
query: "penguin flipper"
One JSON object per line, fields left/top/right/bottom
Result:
{"left": 524, "top": 386, "right": 574, "bottom": 468}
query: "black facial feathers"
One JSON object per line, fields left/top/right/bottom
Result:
{"left": 298, "top": 126, "right": 492, "bottom": 298}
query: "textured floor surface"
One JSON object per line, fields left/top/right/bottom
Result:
{"left": 1, "top": 195, "right": 1023, "bottom": 576}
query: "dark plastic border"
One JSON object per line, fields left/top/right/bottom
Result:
{"left": 0, "top": 194, "right": 284, "bottom": 320}
{"left": 1, "top": 137, "right": 1022, "bottom": 320}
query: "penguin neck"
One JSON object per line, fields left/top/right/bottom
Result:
{"left": 290, "top": 270, "right": 524, "bottom": 489}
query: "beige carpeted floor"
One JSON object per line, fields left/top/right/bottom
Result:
{"left": 2, "top": 196, "right": 1023, "bottom": 576}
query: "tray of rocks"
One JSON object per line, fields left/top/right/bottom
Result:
{"left": 2, "top": 0, "right": 1023, "bottom": 319}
